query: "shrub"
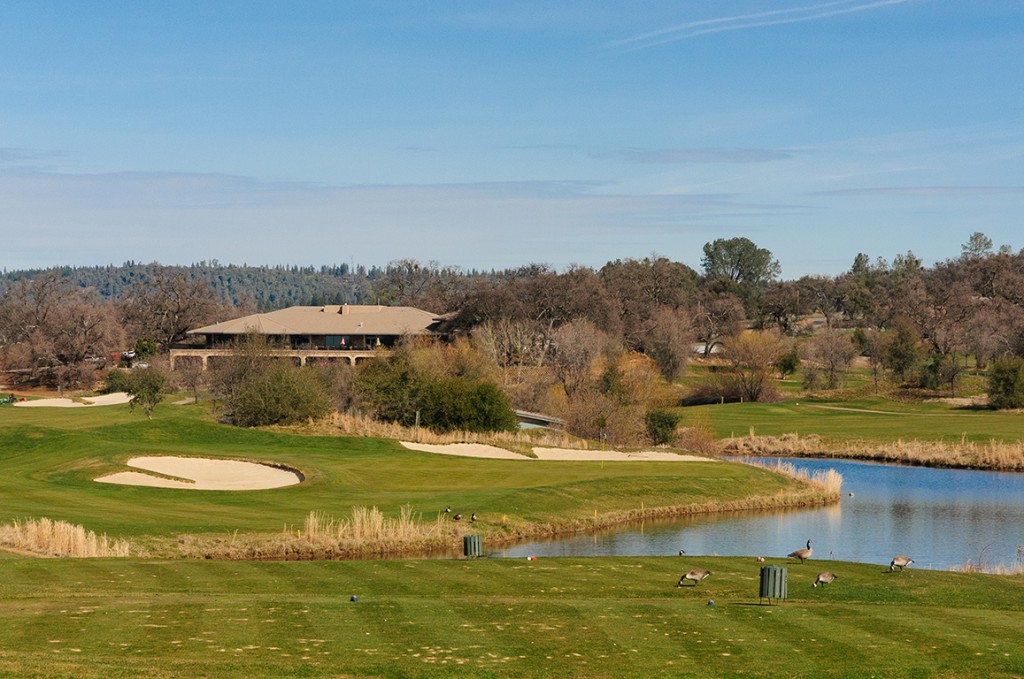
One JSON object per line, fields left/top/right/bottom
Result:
{"left": 354, "top": 351, "right": 424, "bottom": 426}
{"left": 102, "top": 369, "right": 134, "bottom": 394}
{"left": 989, "top": 356, "right": 1024, "bottom": 409}
{"left": 227, "top": 362, "right": 333, "bottom": 427}
{"left": 775, "top": 347, "right": 800, "bottom": 378}
{"left": 418, "top": 378, "right": 518, "bottom": 433}
{"left": 645, "top": 409, "right": 679, "bottom": 446}
{"left": 355, "top": 351, "right": 518, "bottom": 434}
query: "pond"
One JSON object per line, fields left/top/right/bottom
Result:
{"left": 493, "top": 457, "right": 1024, "bottom": 571}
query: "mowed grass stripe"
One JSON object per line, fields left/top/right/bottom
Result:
{"left": 682, "top": 396, "right": 1024, "bottom": 444}
{"left": 0, "top": 556, "right": 1023, "bottom": 677}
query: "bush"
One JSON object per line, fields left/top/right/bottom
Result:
{"left": 102, "top": 369, "right": 134, "bottom": 394}
{"left": 645, "top": 409, "right": 679, "bottom": 446}
{"left": 354, "top": 351, "right": 518, "bottom": 434}
{"left": 418, "top": 378, "right": 518, "bottom": 433}
{"left": 354, "top": 352, "right": 424, "bottom": 426}
{"left": 227, "top": 363, "right": 333, "bottom": 427}
{"left": 775, "top": 347, "right": 800, "bottom": 378}
{"left": 989, "top": 356, "right": 1024, "bottom": 409}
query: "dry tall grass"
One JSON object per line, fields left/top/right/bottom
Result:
{"left": 301, "top": 506, "right": 454, "bottom": 547}
{"left": 722, "top": 432, "right": 1024, "bottom": 472}
{"left": 674, "top": 410, "right": 720, "bottom": 456}
{"left": 176, "top": 505, "right": 469, "bottom": 560}
{"left": 296, "top": 412, "right": 588, "bottom": 454}
{"left": 0, "top": 518, "right": 131, "bottom": 557}
{"left": 953, "top": 545, "right": 1024, "bottom": 576}
{"left": 738, "top": 457, "right": 845, "bottom": 495}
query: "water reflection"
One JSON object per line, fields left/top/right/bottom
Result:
{"left": 496, "top": 457, "right": 1024, "bottom": 570}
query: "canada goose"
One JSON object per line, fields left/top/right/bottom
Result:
{"left": 788, "top": 539, "right": 813, "bottom": 563}
{"left": 890, "top": 555, "right": 914, "bottom": 572}
{"left": 453, "top": 513, "right": 462, "bottom": 521}
{"left": 813, "top": 572, "right": 837, "bottom": 587}
{"left": 445, "top": 506, "right": 452, "bottom": 514}
{"left": 677, "top": 568, "right": 712, "bottom": 586}
{"left": 678, "top": 549, "right": 686, "bottom": 556}
{"left": 470, "top": 512, "right": 477, "bottom": 522}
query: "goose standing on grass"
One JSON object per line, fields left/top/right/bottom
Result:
{"left": 453, "top": 513, "right": 462, "bottom": 521}
{"left": 470, "top": 513, "right": 477, "bottom": 522}
{"left": 788, "top": 539, "right": 813, "bottom": 563}
{"left": 813, "top": 572, "right": 837, "bottom": 587}
{"left": 677, "top": 568, "right": 712, "bottom": 587}
{"left": 890, "top": 555, "right": 914, "bottom": 572}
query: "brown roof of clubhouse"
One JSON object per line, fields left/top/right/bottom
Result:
{"left": 189, "top": 304, "right": 441, "bottom": 337}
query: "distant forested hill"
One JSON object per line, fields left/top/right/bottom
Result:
{"left": 0, "top": 262, "right": 382, "bottom": 310}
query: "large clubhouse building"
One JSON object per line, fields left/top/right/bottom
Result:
{"left": 169, "top": 304, "right": 442, "bottom": 370}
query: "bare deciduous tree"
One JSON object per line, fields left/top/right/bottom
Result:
{"left": 121, "top": 267, "right": 221, "bottom": 351}
{"left": 692, "top": 294, "right": 745, "bottom": 357}
{"left": 723, "top": 331, "right": 783, "bottom": 402}
{"left": 551, "top": 319, "right": 610, "bottom": 397}
{"left": 801, "top": 330, "right": 857, "bottom": 390}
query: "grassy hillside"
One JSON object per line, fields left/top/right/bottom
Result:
{"left": 0, "top": 554, "right": 1020, "bottom": 678}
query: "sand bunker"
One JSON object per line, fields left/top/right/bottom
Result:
{"left": 95, "top": 456, "right": 303, "bottom": 490}
{"left": 14, "top": 392, "right": 133, "bottom": 408}
{"left": 400, "top": 442, "right": 714, "bottom": 462}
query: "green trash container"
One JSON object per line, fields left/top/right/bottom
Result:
{"left": 759, "top": 565, "right": 787, "bottom": 605}
{"left": 463, "top": 535, "right": 483, "bottom": 558}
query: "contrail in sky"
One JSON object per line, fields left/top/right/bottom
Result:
{"left": 606, "top": 0, "right": 916, "bottom": 50}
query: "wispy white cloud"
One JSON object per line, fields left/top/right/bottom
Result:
{"left": 607, "top": 0, "right": 916, "bottom": 50}
{"left": 595, "top": 147, "right": 793, "bottom": 164}
{"left": 0, "top": 147, "right": 67, "bottom": 166}
{"left": 815, "top": 185, "right": 1024, "bottom": 197}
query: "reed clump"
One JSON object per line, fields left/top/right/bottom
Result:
{"left": 0, "top": 518, "right": 131, "bottom": 557}
{"left": 953, "top": 561, "right": 1024, "bottom": 576}
{"left": 722, "top": 432, "right": 1024, "bottom": 472}
{"left": 301, "top": 505, "right": 454, "bottom": 547}
{"left": 176, "top": 505, "right": 468, "bottom": 560}
{"left": 738, "top": 458, "right": 845, "bottom": 495}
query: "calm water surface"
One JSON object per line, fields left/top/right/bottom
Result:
{"left": 494, "top": 457, "right": 1024, "bottom": 570}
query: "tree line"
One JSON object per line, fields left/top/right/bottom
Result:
{"left": 3, "top": 232, "right": 1024, "bottom": 438}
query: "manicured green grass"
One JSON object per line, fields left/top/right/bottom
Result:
{"left": 0, "top": 403, "right": 800, "bottom": 547}
{"left": 0, "top": 554, "right": 1020, "bottom": 678}
{"left": 677, "top": 396, "right": 1024, "bottom": 445}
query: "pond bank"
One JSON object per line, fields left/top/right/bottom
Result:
{"left": 722, "top": 432, "right": 1024, "bottom": 472}
{"left": 170, "top": 483, "right": 839, "bottom": 561}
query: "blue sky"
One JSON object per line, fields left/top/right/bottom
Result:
{"left": 2, "top": 1, "right": 1022, "bottom": 276}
